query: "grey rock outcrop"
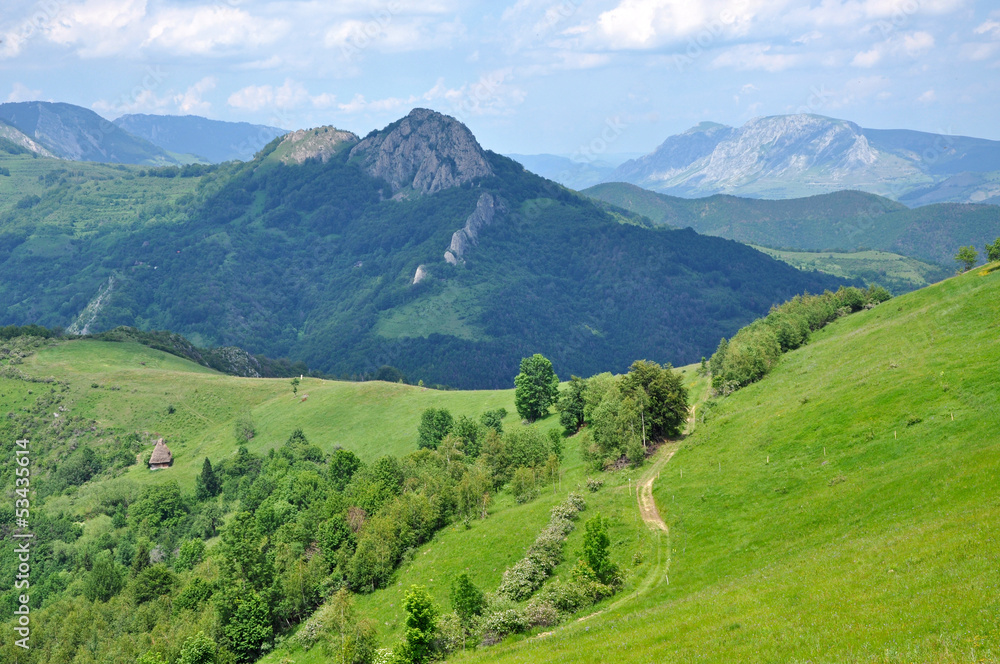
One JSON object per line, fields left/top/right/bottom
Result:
{"left": 445, "top": 192, "right": 505, "bottom": 264}
{"left": 412, "top": 264, "right": 429, "bottom": 284}
{"left": 275, "top": 127, "right": 359, "bottom": 164}
{"left": 349, "top": 108, "right": 493, "bottom": 195}
{"left": 0, "top": 120, "right": 57, "bottom": 158}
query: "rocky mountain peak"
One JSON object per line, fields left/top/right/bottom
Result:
{"left": 349, "top": 108, "right": 493, "bottom": 195}
{"left": 271, "top": 126, "right": 359, "bottom": 164}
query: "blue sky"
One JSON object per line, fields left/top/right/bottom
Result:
{"left": 2, "top": 0, "right": 999, "bottom": 155}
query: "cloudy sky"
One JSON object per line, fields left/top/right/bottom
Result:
{"left": 2, "top": 0, "right": 998, "bottom": 155}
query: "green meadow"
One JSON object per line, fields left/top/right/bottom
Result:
{"left": 3, "top": 264, "right": 997, "bottom": 663}
{"left": 447, "top": 265, "right": 1000, "bottom": 663}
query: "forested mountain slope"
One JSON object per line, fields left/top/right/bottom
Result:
{"left": 0, "top": 109, "right": 840, "bottom": 388}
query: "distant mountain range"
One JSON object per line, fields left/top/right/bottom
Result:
{"left": 584, "top": 182, "right": 1000, "bottom": 266}
{"left": 0, "top": 108, "right": 839, "bottom": 388}
{"left": 0, "top": 101, "right": 178, "bottom": 165}
{"left": 113, "top": 114, "right": 286, "bottom": 163}
{"left": 504, "top": 154, "right": 639, "bottom": 191}
{"left": 0, "top": 101, "right": 286, "bottom": 165}
{"left": 603, "top": 114, "right": 1000, "bottom": 205}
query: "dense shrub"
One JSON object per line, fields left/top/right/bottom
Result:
{"left": 711, "top": 285, "right": 890, "bottom": 394}
{"left": 496, "top": 493, "right": 585, "bottom": 601}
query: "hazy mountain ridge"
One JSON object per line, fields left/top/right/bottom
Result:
{"left": 609, "top": 114, "right": 1000, "bottom": 204}
{"left": 113, "top": 113, "right": 288, "bottom": 163}
{"left": 583, "top": 182, "right": 1000, "bottom": 267}
{"left": 0, "top": 101, "right": 179, "bottom": 165}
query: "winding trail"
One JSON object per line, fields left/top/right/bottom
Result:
{"left": 574, "top": 404, "right": 697, "bottom": 623}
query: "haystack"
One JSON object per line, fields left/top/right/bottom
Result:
{"left": 149, "top": 438, "right": 173, "bottom": 470}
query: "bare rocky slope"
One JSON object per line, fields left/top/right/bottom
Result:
{"left": 609, "top": 114, "right": 1000, "bottom": 205}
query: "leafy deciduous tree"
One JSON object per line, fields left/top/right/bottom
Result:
{"left": 986, "top": 237, "right": 1000, "bottom": 263}
{"left": 956, "top": 245, "right": 979, "bottom": 271}
{"left": 582, "top": 515, "right": 617, "bottom": 586}
{"left": 557, "top": 375, "right": 587, "bottom": 432}
{"left": 417, "top": 408, "right": 453, "bottom": 449}
{"left": 399, "top": 585, "right": 437, "bottom": 664}
{"left": 514, "top": 354, "right": 559, "bottom": 421}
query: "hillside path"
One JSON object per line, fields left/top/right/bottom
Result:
{"left": 541, "top": 403, "right": 700, "bottom": 636}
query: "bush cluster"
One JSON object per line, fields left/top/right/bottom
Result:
{"left": 710, "top": 285, "right": 890, "bottom": 394}
{"left": 497, "top": 493, "right": 585, "bottom": 601}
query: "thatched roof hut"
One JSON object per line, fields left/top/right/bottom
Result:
{"left": 149, "top": 438, "right": 173, "bottom": 470}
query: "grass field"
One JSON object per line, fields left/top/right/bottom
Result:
{"left": 13, "top": 339, "right": 517, "bottom": 512}
{"left": 752, "top": 245, "right": 951, "bottom": 293}
{"left": 443, "top": 264, "right": 1000, "bottom": 663}
{"left": 6, "top": 264, "right": 998, "bottom": 663}
{"left": 256, "top": 366, "right": 709, "bottom": 661}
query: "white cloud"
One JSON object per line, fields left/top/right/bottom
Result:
{"left": 589, "top": 0, "right": 765, "bottom": 50}
{"left": 852, "top": 47, "right": 883, "bottom": 67}
{"left": 144, "top": 6, "right": 287, "bottom": 55}
{"left": 45, "top": 0, "right": 147, "bottom": 58}
{"left": 960, "top": 42, "right": 1000, "bottom": 61}
{"left": 824, "top": 75, "right": 893, "bottom": 109}
{"left": 228, "top": 79, "right": 335, "bottom": 112}
{"left": 175, "top": 77, "right": 217, "bottom": 114}
{"left": 325, "top": 16, "right": 464, "bottom": 58}
{"left": 917, "top": 89, "right": 937, "bottom": 103}
{"left": 793, "top": 30, "right": 823, "bottom": 44}
{"left": 851, "top": 31, "right": 934, "bottom": 67}
{"left": 712, "top": 44, "right": 799, "bottom": 72}
{"left": 975, "top": 19, "right": 1000, "bottom": 38}
{"left": 7, "top": 82, "right": 42, "bottom": 103}
{"left": 336, "top": 70, "right": 526, "bottom": 120}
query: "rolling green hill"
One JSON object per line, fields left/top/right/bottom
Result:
{"left": 2, "top": 263, "right": 996, "bottom": 664}
{"left": 584, "top": 182, "right": 1000, "bottom": 267}
{"left": 750, "top": 246, "right": 951, "bottom": 294}
{"left": 0, "top": 109, "right": 840, "bottom": 389}
{"left": 447, "top": 262, "right": 1000, "bottom": 663}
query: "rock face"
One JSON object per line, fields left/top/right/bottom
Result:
{"left": 612, "top": 121, "right": 734, "bottom": 184}
{"left": 0, "top": 120, "right": 57, "bottom": 157}
{"left": 274, "top": 126, "right": 359, "bottom": 165}
{"left": 605, "top": 114, "right": 1000, "bottom": 202}
{"left": 445, "top": 193, "right": 505, "bottom": 264}
{"left": 412, "top": 264, "right": 429, "bottom": 284}
{"left": 349, "top": 108, "right": 493, "bottom": 195}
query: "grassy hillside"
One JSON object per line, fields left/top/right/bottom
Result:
{"left": 583, "top": 182, "right": 1000, "bottom": 267}
{"left": 446, "top": 265, "right": 1000, "bottom": 663}
{"left": 16, "top": 338, "right": 516, "bottom": 489}
{"left": 751, "top": 246, "right": 951, "bottom": 293}
{"left": 3, "top": 265, "right": 997, "bottom": 663}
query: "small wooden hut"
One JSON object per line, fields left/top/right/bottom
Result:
{"left": 149, "top": 438, "right": 173, "bottom": 470}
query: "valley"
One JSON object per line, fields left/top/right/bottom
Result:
{"left": 0, "top": 94, "right": 997, "bottom": 664}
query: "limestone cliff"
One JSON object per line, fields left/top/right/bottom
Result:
{"left": 349, "top": 108, "right": 493, "bottom": 195}
{"left": 444, "top": 192, "right": 506, "bottom": 264}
